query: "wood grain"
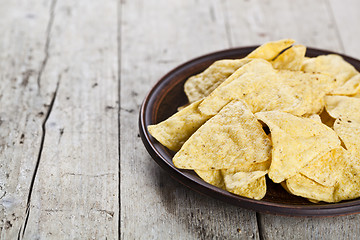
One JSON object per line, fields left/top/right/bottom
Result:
{"left": 20, "top": 0, "right": 119, "bottom": 239}
{"left": 1, "top": 0, "right": 360, "bottom": 239}
{"left": 0, "top": 1, "right": 56, "bottom": 238}
{"left": 120, "top": 0, "right": 259, "bottom": 239}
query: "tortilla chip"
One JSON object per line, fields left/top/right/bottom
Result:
{"left": 307, "top": 114, "right": 322, "bottom": 123}
{"left": 199, "top": 59, "right": 333, "bottom": 117}
{"left": 148, "top": 99, "right": 211, "bottom": 151}
{"left": 223, "top": 171, "right": 268, "bottom": 200}
{"left": 184, "top": 59, "right": 251, "bottom": 103}
{"left": 247, "top": 39, "right": 295, "bottom": 60}
{"left": 271, "top": 45, "right": 306, "bottom": 71}
{"left": 333, "top": 154, "right": 360, "bottom": 202}
{"left": 325, "top": 95, "right": 360, "bottom": 123}
{"left": 300, "top": 148, "right": 346, "bottom": 187}
{"left": 195, "top": 160, "right": 270, "bottom": 191}
{"left": 334, "top": 118, "right": 360, "bottom": 155}
{"left": 302, "top": 54, "right": 358, "bottom": 86}
{"left": 173, "top": 100, "right": 271, "bottom": 170}
{"left": 195, "top": 169, "right": 225, "bottom": 189}
{"left": 330, "top": 74, "right": 360, "bottom": 95}
{"left": 255, "top": 111, "right": 341, "bottom": 183}
{"left": 285, "top": 174, "right": 335, "bottom": 203}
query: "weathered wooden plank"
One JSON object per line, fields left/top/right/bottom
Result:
{"left": 329, "top": 0, "right": 360, "bottom": 58}
{"left": 223, "top": 0, "right": 360, "bottom": 239}
{"left": 0, "top": 1, "right": 56, "bottom": 238}
{"left": 20, "top": 0, "right": 119, "bottom": 238}
{"left": 120, "top": 0, "right": 260, "bottom": 239}
{"left": 225, "top": 0, "right": 342, "bottom": 52}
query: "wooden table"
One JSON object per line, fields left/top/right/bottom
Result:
{"left": 1, "top": 0, "right": 360, "bottom": 239}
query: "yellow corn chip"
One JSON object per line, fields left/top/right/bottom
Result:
{"left": 325, "top": 95, "right": 360, "bottom": 123}
{"left": 223, "top": 171, "right": 268, "bottom": 200}
{"left": 334, "top": 118, "right": 360, "bottom": 155}
{"left": 184, "top": 39, "right": 295, "bottom": 103}
{"left": 330, "top": 74, "right": 360, "bottom": 95}
{"left": 302, "top": 54, "right": 358, "bottom": 86}
{"left": 148, "top": 99, "right": 211, "bottom": 151}
{"left": 195, "top": 160, "right": 270, "bottom": 194}
{"left": 300, "top": 148, "right": 346, "bottom": 187}
{"left": 173, "top": 100, "right": 271, "bottom": 170}
{"left": 271, "top": 45, "right": 306, "bottom": 71}
{"left": 195, "top": 169, "right": 225, "bottom": 189}
{"left": 199, "top": 59, "right": 333, "bottom": 117}
{"left": 247, "top": 39, "right": 295, "bottom": 60}
{"left": 255, "top": 111, "right": 341, "bottom": 183}
{"left": 184, "top": 59, "right": 251, "bottom": 103}
{"left": 333, "top": 154, "right": 360, "bottom": 202}
{"left": 285, "top": 174, "right": 335, "bottom": 203}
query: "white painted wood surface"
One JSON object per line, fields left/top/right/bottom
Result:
{"left": 1, "top": 0, "right": 360, "bottom": 239}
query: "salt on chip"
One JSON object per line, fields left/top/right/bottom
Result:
{"left": 148, "top": 99, "right": 211, "bottom": 151}
{"left": 223, "top": 171, "right": 268, "bottom": 200}
{"left": 184, "top": 59, "right": 251, "bottom": 103}
{"left": 247, "top": 38, "right": 295, "bottom": 60}
{"left": 271, "top": 45, "right": 306, "bottom": 71}
{"left": 173, "top": 100, "right": 271, "bottom": 170}
{"left": 301, "top": 54, "right": 358, "bottom": 86}
{"left": 325, "top": 95, "right": 360, "bottom": 123}
{"left": 255, "top": 111, "right": 341, "bottom": 183}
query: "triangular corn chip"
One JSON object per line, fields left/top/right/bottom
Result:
{"left": 325, "top": 95, "right": 360, "bottom": 123}
{"left": 247, "top": 39, "right": 295, "bottom": 60}
{"left": 173, "top": 100, "right": 271, "bottom": 170}
{"left": 302, "top": 54, "right": 358, "bottom": 86}
{"left": 255, "top": 111, "right": 341, "bottom": 183}
{"left": 199, "top": 59, "right": 333, "bottom": 116}
{"left": 271, "top": 45, "right": 306, "bottom": 71}
{"left": 184, "top": 59, "right": 251, "bottom": 103}
{"left": 148, "top": 99, "right": 210, "bottom": 151}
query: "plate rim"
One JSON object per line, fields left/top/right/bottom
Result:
{"left": 139, "top": 46, "right": 360, "bottom": 217}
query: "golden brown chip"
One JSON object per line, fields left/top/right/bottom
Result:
{"left": 271, "top": 45, "right": 306, "bottom": 71}
{"left": 148, "top": 99, "right": 211, "bottom": 151}
{"left": 173, "top": 100, "right": 271, "bottom": 170}
{"left": 255, "top": 111, "right": 341, "bottom": 183}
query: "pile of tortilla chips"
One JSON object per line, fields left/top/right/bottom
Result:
{"left": 148, "top": 39, "right": 360, "bottom": 203}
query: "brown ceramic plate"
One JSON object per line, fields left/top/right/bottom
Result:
{"left": 139, "top": 46, "right": 360, "bottom": 217}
